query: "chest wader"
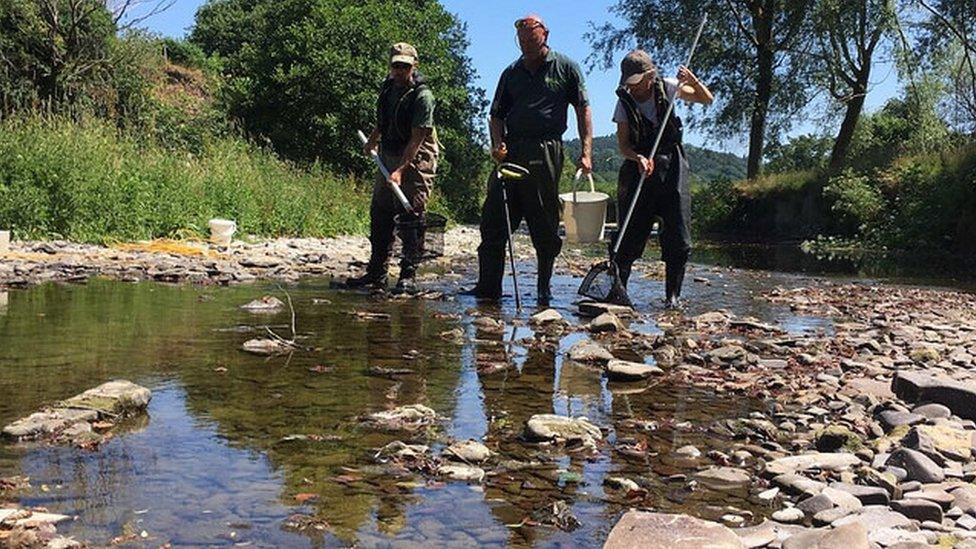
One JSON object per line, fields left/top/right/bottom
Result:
{"left": 614, "top": 79, "right": 692, "bottom": 305}
{"left": 349, "top": 78, "right": 437, "bottom": 291}
{"left": 470, "top": 138, "right": 564, "bottom": 303}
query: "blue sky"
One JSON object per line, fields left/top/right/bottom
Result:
{"left": 136, "top": 0, "right": 902, "bottom": 155}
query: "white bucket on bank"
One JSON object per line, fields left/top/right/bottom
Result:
{"left": 0, "top": 230, "right": 9, "bottom": 253}
{"left": 208, "top": 219, "right": 236, "bottom": 246}
{"left": 559, "top": 171, "right": 609, "bottom": 243}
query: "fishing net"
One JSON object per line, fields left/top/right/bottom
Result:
{"left": 394, "top": 212, "right": 447, "bottom": 262}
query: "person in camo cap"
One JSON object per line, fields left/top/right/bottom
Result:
{"left": 462, "top": 14, "right": 593, "bottom": 305}
{"left": 350, "top": 42, "right": 438, "bottom": 294}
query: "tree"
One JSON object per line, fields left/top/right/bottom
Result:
{"left": 813, "top": 0, "right": 896, "bottom": 171}
{"left": 190, "top": 0, "right": 488, "bottom": 220}
{"left": 764, "top": 133, "right": 832, "bottom": 173}
{"left": 0, "top": 0, "right": 115, "bottom": 109}
{"left": 914, "top": 0, "right": 976, "bottom": 134}
{"left": 588, "top": 0, "right": 816, "bottom": 179}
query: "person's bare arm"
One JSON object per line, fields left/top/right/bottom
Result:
{"left": 489, "top": 116, "right": 507, "bottom": 162}
{"left": 675, "top": 65, "right": 713, "bottom": 105}
{"left": 575, "top": 105, "right": 594, "bottom": 174}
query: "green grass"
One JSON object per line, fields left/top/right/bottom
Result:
{"left": 0, "top": 115, "right": 371, "bottom": 242}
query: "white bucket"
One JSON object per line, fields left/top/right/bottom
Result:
{"left": 560, "top": 171, "right": 609, "bottom": 243}
{"left": 0, "top": 230, "right": 9, "bottom": 253}
{"left": 208, "top": 219, "right": 236, "bottom": 246}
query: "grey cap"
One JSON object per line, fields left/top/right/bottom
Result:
{"left": 620, "top": 49, "right": 656, "bottom": 86}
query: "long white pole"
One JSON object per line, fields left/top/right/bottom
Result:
{"left": 357, "top": 130, "right": 413, "bottom": 213}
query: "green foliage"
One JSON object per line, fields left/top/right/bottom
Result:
{"left": 691, "top": 177, "right": 738, "bottom": 234}
{"left": 823, "top": 170, "right": 885, "bottom": 235}
{"left": 764, "top": 134, "right": 833, "bottom": 173}
{"left": 190, "top": 0, "right": 487, "bottom": 221}
{"left": 0, "top": 0, "right": 116, "bottom": 110}
{"left": 848, "top": 80, "right": 957, "bottom": 171}
{"left": 0, "top": 115, "right": 369, "bottom": 242}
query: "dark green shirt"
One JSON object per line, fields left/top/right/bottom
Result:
{"left": 378, "top": 78, "right": 435, "bottom": 155}
{"left": 489, "top": 49, "right": 589, "bottom": 140}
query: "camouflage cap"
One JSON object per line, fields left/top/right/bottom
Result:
{"left": 390, "top": 42, "right": 418, "bottom": 65}
{"left": 620, "top": 49, "right": 656, "bottom": 86}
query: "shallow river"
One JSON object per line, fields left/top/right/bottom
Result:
{"left": 0, "top": 244, "right": 969, "bottom": 547}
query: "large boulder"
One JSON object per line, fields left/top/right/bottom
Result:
{"left": 903, "top": 424, "right": 972, "bottom": 461}
{"left": 60, "top": 380, "right": 151, "bottom": 415}
{"left": 604, "top": 511, "right": 745, "bottom": 549}
{"left": 892, "top": 372, "right": 976, "bottom": 420}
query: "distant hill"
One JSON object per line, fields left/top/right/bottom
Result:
{"left": 564, "top": 135, "right": 747, "bottom": 188}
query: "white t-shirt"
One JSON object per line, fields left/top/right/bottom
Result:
{"left": 612, "top": 77, "right": 679, "bottom": 126}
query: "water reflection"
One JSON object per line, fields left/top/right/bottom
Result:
{"left": 0, "top": 251, "right": 888, "bottom": 546}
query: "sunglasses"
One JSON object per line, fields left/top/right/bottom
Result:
{"left": 390, "top": 62, "right": 412, "bottom": 70}
{"left": 514, "top": 19, "right": 544, "bottom": 31}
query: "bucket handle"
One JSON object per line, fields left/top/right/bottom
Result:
{"left": 572, "top": 169, "right": 595, "bottom": 202}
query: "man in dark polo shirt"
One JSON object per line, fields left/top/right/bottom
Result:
{"left": 349, "top": 42, "right": 438, "bottom": 294}
{"left": 463, "top": 14, "right": 593, "bottom": 304}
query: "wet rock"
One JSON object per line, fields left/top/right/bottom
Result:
{"left": 531, "top": 308, "right": 565, "bottom": 326}
{"left": 578, "top": 301, "right": 634, "bottom": 318}
{"left": 904, "top": 424, "right": 972, "bottom": 461}
{"left": 376, "top": 441, "right": 429, "bottom": 460}
{"left": 567, "top": 340, "right": 614, "bottom": 364}
{"left": 445, "top": 440, "right": 490, "bottom": 463}
{"left": 61, "top": 380, "right": 151, "bottom": 415}
{"left": 365, "top": 404, "right": 440, "bottom": 432}
{"left": 437, "top": 464, "right": 484, "bottom": 482}
{"left": 242, "top": 338, "right": 292, "bottom": 355}
{"left": 604, "top": 477, "right": 640, "bottom": 492}
{"left": 781, "top": 521, "right": 869, "bottom": 549}
{"left": 532, "top": 500, "right": 582, "bottom": 532}
{"left": 606, "top": 359, "right": 663, "bottom": 381}
{"left": 816, "top": 425, "right": 863, "bottom": 452}
{"left": 524, "top": 414, "right": 601, "bottom": 448}
{"left": 604, "top": 511, "right": 746, "bottom": 549}
{"left": 763, "top": 453, "right": 862, "bottom": 477}
{"left": 829, "top": 482, "right": 890, "bottom": 506}
{"left": 887, "top": 448, "right": 945, "bottom": 483}
{"left": 3, "top": 408, "right": 98, "bottom": 440}
{"left": 240, "top": 295, "right": 285, "bottom": 312}
{"left": 892, "top": 372, "right": 976, "bottom": 421}
{"left": 472, "top": 316, "right": 505, "bottom": 332}
{"left": 772, "top": 508, "right": 804, "bottom": 524}
{"left": 890, "top": 499, "right": 943, "bottom": 522}
{"left": 590, "top": 312, "right": 625, "bottom": 333}
{"left": 0, "top": 508, "right": 72, "bottom": 527}
{"left": 694, "top": 467, "right": 752, "bottom": 490}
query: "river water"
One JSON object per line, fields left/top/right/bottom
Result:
{"left": 0, "top": 244, "right": 970, "bottom": 547}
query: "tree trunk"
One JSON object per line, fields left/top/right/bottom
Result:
{"left": 828, "top": 86, "right": 867, "bottom": 172}
{"left": 748, "top": 45, "right": 774, "bottom": 179}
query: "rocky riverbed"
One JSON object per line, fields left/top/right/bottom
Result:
{"left": 2, "top": 231, "right": 976, "bottom": 547}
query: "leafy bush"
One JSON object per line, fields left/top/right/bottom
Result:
{"left": 823, "top": 170, "right": 885, "bottom": 236}
{"left": 0, "top": 115, "right": 370, "bottom": 242}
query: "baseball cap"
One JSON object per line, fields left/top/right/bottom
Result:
{"left": 390, "top": 42, "right": 418, "bottom": 65}
{"left": 620, "top": 49, "right": 656, "bottom": 86}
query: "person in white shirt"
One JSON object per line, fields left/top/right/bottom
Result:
{"left": 611, "top": 49, "right": 713, "bottom": 309}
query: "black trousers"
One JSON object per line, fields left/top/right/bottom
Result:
{"left": 614, "top": 145, "right": 692, "bottom": 270}
{"left": 474, "top": 139, "right": 564, "bottom": 296}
